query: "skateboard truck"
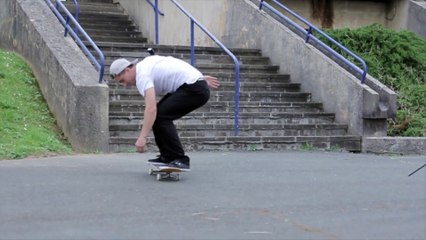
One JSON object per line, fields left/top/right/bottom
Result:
{"left": 149, "top": 168, "right": 181, "bottom": 181}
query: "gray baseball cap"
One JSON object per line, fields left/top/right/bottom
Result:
{"left": 109, "top": 58, "right": 138, "bottom": 78}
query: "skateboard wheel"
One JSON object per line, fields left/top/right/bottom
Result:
{"left": 156, "top": 173, "right": 161, "bottom": 181}
{"left": 149, "top": 168, "right": 153, "bottom": 175}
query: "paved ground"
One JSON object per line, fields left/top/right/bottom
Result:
{"left": 0, "top": 151, "right": 425, "bottom": 240}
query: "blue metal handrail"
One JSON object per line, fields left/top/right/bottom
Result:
{"left": 62, "top": 0, "right": 79, "bottom": 36}
{"left": 146, "top": 0, "right": 164, "bottom": 16}
{"left": 170, "top": 0, "right": 241, "bottom": 136}
{"left": 259, "top": 0, "right": 368, "bottom": 83}
{"left": 45, "top": 0, "right": 106, "bottom": 83}
{"left": 146, "top": 0, "right": 164, "bottom": 45}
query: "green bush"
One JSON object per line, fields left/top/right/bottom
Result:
{"left": 321, "top": 24, "right": 426, "bottom": 136}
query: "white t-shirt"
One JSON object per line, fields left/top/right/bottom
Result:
{"left": 135, "top": 56, "right": 203, "bottom": 96}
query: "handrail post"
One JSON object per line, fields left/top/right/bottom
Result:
{"left": 305, "top": 26, "right": 312, "bottom": 43}
{"left": 259, "top": 0, "right": 264, "bottom": 10}
{"left": 234, "top": 66, "right": 240, "bottom": 136}
{"left": 154, "top": 0, "right": 159, "bottom": 45}
{"left": 73, "top": 0, "right": 79, "bottom": 35}
{"left": 64, "top": 16, "right": 70, "bottom": 37}
{"left": 190, "top": 20, "right": 195, "bottom": 66}
{"left": 63, "top": 0, "right": 80, "bottom": 37}
{"left": 146, "top": 0, "right": 164, "bottom": 45}
{"left": 146, "top": 0, "right": 164, "bottom": 47}
{"left": 98, "top": 57, "right": 105, "bottom": 83}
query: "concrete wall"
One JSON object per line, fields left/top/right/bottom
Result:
{"left": 363, "top": 137, "right": 426, "bottom": 155}
{"left": 264, "top": 0, "right": 388, "bottom": 28}
{"left": 263, "top": 0, "right": 411, "bottom": 30}
{"left": 407, "top": 0, "right": 426, "bottom": 38}
{"left": 0, "top": 0, "right": 110, "bottom": 152}
{"left": 386, "top": 0, "right": 411, "bottom": 30}
{"left": 116, "top": 0, "right": 228, "bottom": 46}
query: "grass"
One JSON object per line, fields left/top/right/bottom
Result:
{"left": 0, "top": 50, "right": 72, "bottom": 160}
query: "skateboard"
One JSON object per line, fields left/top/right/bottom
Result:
{"left": 147, "top": 162, "right": 188, "bottom": 181}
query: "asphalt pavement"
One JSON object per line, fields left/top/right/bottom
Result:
{"left": 0, "top": 151, "right": 425, "bottom": 240}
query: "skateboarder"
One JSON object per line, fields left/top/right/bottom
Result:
{"left": 110, "top": 56, "right": 219, "bottom": 170}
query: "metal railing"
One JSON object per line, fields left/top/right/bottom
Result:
{"left": 259, "top": 0, "right": 368, "bottom": 83}
{"left": 45, "top": 0, "right": 106, "bottom": 83}
{"left": 146, "top": 0, "right": 164, "bottom": 45}
{"left": 170, "top": 0, "right": 241, "bottom": 136}
{"left": 64, "top": 0, "right": 79, "bottom": 36}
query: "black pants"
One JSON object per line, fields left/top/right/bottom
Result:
{"left": 153, "top": 80, "right": 210, "bottom": 161}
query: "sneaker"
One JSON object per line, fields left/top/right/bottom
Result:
{"left": 147, "top": 155, "right": 169, "bottom": 166}
{"left": 167, "top": 157, "right": 190, "bottom": 170}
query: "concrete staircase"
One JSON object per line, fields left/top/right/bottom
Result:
{"left": 66, "top": 0, "right": 361, "bottom": 152}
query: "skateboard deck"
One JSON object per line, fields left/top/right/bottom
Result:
{"left": 147, "top": 162, "right": 188, "bottom": 181}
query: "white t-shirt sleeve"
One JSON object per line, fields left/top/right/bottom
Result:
{"left": 136, "top": 73, "right": 154, "bottom": 97}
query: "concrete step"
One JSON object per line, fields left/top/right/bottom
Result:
{"left": 87, "top": 42, "right": 262, "bottom": 56}
{"left": 154, "top": 46, "right": 262, "bottom": 56}
{"left": 109, "top": 89, "right": 311, "bottom": 102}
{"left": 109, "top": 135, "right": 362, "bottom": 152}
{"left": 104, "top": 61, "right": 278, "bottom": 74}
{"left": 109, "top": 123, "right": 349, "bottom": 138}
{"left": 64, "top": 2, "right": 121, "bottom": 13}
{"left": 108, "top": 82, "right": 300, "bottom": 92}
{"left": 76, "top": 16, "right": 124, "bottom": 24}
{"left": 106, "top": 72, "right": 290, "bottom": 84}
{"left": 71, "top": 0, "right": 113, "bottom": 3}
{"left": 89, "top": 35, "right": 146, "bottom": 43}
{"left": 61, "top": 11, "right": 130, "bottom": 25}
{"left": 83, "top": 29, "right": 143, "bottom": 37}
{"left": 109, "top": 101, "right": 324, "bottom": 113}
{"left": 182, "top": 63, "right": 279, "bottom": 74}
{"left": 197, "top": 63, "right": 279, "bottom": 74}
{"left": 66, "top": 9, "right": 128, "bottom": 19}
{"left": 101, "top": 51, "right": 271, "bottom": 65}
{"left": 109, "top": 112, "right": 336, "bottom": 125}
{"left": 79, "top": 17, "right": 133, "bottom": 27}
{"left": 80, "top": 22, "right": 136, "bottom": 30}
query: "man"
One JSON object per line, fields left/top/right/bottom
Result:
{"left": 110, "top": 56, "right": 219, "bottom": 170}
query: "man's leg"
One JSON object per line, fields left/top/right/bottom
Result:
{"left": 152, "top": 93, "right": 171, "bottom": 157}
{"left": 153, "top": 81, "right": 210, "bottom": 161}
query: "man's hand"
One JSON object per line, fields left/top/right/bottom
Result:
{"left": 135, "top": 135, "right": 147, "bottom": 153}
{"left": 204, "top": 75, "right": 220, "bottom": 89}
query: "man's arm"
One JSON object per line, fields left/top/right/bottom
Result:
{"left": 135, "top": 87, "right": 157, "bottom": 152}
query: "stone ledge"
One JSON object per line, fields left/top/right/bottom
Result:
{"left": 363, "top": 137, "right": 426, "bottom": 155}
